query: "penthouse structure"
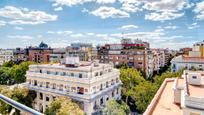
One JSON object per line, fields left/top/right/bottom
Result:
{"left": 144, "top": 70, "right": 204, "bottom": 115}
{"left": 25, "top": 57, "right": 121, "bottom": 114}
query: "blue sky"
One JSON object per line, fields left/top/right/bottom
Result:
{"left": 0, "top": 0, "right": 204, "bottom": 49}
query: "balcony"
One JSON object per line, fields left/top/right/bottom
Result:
{"left": 26, "top": 82, "right": 122, "bottom": 102}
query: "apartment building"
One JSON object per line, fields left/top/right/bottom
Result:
{"left": 97, "top": 39, "right": 154, "bottom": 77}
{"left": 144, "top": 70, "right": 204, "bottom": 115}
{"left": 152, "top": 49, "right": 166, "bottom": 71}
{"left": 0, "top": 49, "right": 14, "bottom": 65}
{"left": 27, "top": 42, "right": 53, "bottom": 63}
{"left": 171, "top": 41, "right": 204, "bottom": 72}
{"left": 49, "top": 48, "right": 66, "bottom": 63}
{"left": 13, "top": 48, "right": 28, "bottom": 64}
{"left": 66, "top": 43, "right": 96, "bottom": 61}
{"left": 25, "top": 57, "right": 121, "bottom": 114}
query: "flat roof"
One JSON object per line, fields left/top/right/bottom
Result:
{"left": 151, "top": 80, "right": 182, "bottom": 115}
{"left": 188, "top": 84, "right": 204, "bottom": 97}
{"left": 29, "top": 62, "right": 114, "bottom": 72}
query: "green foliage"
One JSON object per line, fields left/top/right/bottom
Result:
{"left": 0, "top": 61, "right": 33, "bottom": 85}
{"left": 45, "top": 96, "right": 84, "bottom": 115}
{"left": 2, "top": 60, "right": 15, "bottom": 67}
{"left": 119, "top": 66, "right": 183, "bottom": 113}
{"left": 11, "top": 61, "right": 33, "bottom": 84}
{"left": 132, "top": 81, "right": 157, "bottom": 113}
{"left": 0, "top": 85, "right": 36, "bottom": 114}
{"left": 102, "top": 100, "right": 130, "bottom": 115}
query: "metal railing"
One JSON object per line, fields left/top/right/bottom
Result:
{"left": 0, "top": 93, "right": 43, "bottom": 115}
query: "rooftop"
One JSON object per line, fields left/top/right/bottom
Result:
{"left": 144, "top": 78, "right": 182, "bottom": 115}
{"left": 172, "top": 55, "right": 204, "bottom": 63}
{"left": 29, "top": 61, "right": 113, "bottom": 72}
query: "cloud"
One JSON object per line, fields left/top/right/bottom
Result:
{"left": 164, "top": 25, "right": 178, "bottom": 29}
{"left": 142, "top": 0, "right": 189, "bottom": 12}
{"left": 188, "top": 23, "right": 200, "bottom": 29}
{"left": 119, "top": 0, "right": 142, "bottom": 13}
{"left": 14, "top": 26, "right": 24, "bottom": 30}
{"left": 7, "top": 35, "right": 33, "bottom": 40}
{"left": 0, "top": 6, "right": 57, "bottom": 25}
{"left": 47, "top": 30, "right": 73, "bottom": 35}
{"left": 54, "top": 7, "right": 63, "bottom": 11}
{"left": 9, "top": 20, "right": 45, "bottom": 25}
{"left": 96, "top": 0, "right": 116, "bottom": 4}
{"left": 82, "top": 8, "right": 89, "bottom": 13}
{"left": 90, "top": 6, "right": 130, "bottom": 19}
{"left": 70, "top": 33, "right": 84, "bottom": 37}
{"left": 145, "top": 11, "right": 184, "bottom": 21}
{"left": 194, "top": 1, "right": 204, "bottom": 20}
{"left": 119, "top": 24, "right": 138, "bottom": 30}
{"left": 0, "top": 20, "right": 6, "bottom": 27}
{"left": 52, "top": 0, "right": 94, "bottom": 7}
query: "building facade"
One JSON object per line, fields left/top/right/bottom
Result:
{"left": 171, "top": 41, "right": 204, "bottom": 72}
{"left": 97, "top": 39, "right": 154, "bottom": 77}
{"left": 27, "top": 42, "right": 53, "bottom": 63}
{"left": 49, "top": 48, "right": 66, "bottom": 63}
{"left": 25, "top": 57, "right": 121, "bottom": 114}
{"left": 0, "top": 49, "right": 14, "bottom": 65}
{"left": 13, "top": 48, "right": 28, "bottom": 64}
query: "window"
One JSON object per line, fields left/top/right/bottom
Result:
{"left": 106, "top": 82, "right": 109, "bottom": 88}
{"left": 79, "top": 73, "right": 82, "bottom": 78}
{"left": 71, "top": 87, "right": 76, "bottom": 92}
{"left": 62, "top": 72, "right": 66, "bottom": 76}
{"left": 100, "top": 98, "right": 103, "bottom": 105}
{"left": 116, "top": 88, "right": 119, "bottom": 94}
{"left": 34, "top": 80, "right": 37, "bottom": 86}
{"left": 77, "top": 87, "right": 84, "bottom": 95}
{"left": 71, "top": 73, "right": 74, "bottom": 77}
{"left": 46, "top": 97, "right": 49, "bottom": 101}
{"left": 55, "top": 72, "right": 58, "bottom": 75}
{"left": 95, "top": 72, "right": 98, "bottom": 77}
{"left": 192, "top": 76, "right": 197, "bottom": 79}
{"left": 46, "top": 82, "right": 49, "bottom": 88}
{"left": 47, "top": 71, "right": 50, "bottom": 74}
{"left": 100, "top": 84, "right": 103, "bottom": 91}
{"left": 59, "top": 84, "right": 63, "bottom": 91}
{"left": 40, "top": 93, "right": 43, "bottom": 100}
{"left": 112, "top": 91, "right": 115, "bottom": 97}
{"left": 53, "top": 83, "right": 56, "bottom": 89}
{"left": 100, "top": 71, "right": 103, "bottom": 76}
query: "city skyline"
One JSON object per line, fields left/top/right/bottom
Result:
{"left": 0, "top": 0, "right": 204, "bottom": 49}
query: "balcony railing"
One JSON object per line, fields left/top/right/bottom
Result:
{"left": 0, "top": 93, "right": 43, "bottom": 115}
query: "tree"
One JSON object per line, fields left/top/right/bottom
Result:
{"left": 2, "top": 60, "right": 15, "bottom": 67}
{"left": 0, "top": 67, "right": 13, "bottom": 84}
{"left": 45, "top": 96, "right": 84, "bottom": 115}
{"left": 102, "top": 100, "right": 130, "bottom": 115}
{"left": 0, "top": 85, "right": 36, "bottom": 114}
{"left": 120, "top": 68, "right": 145, "bottom": 104}
{"left": 11, "top": 61, "right": 33, "bottom": 84}
{"left": 132, "top": 81, "right": 157, "bottom": 113}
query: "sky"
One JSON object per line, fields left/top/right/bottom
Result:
{"left": 0, "top": 0, "right": 204, "bottom": 50}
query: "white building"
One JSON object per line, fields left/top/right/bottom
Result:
{"left": 144, "top": 70, "right": 204, "bottom": 115}
{"left": 171, "top": 55, "right": 204, "bottom": 72}
{"left": 0, "top": 49, "right": 14, "bottom": 65}
{"left": 25, "top": 57, "right": 121, "bottom": 114}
